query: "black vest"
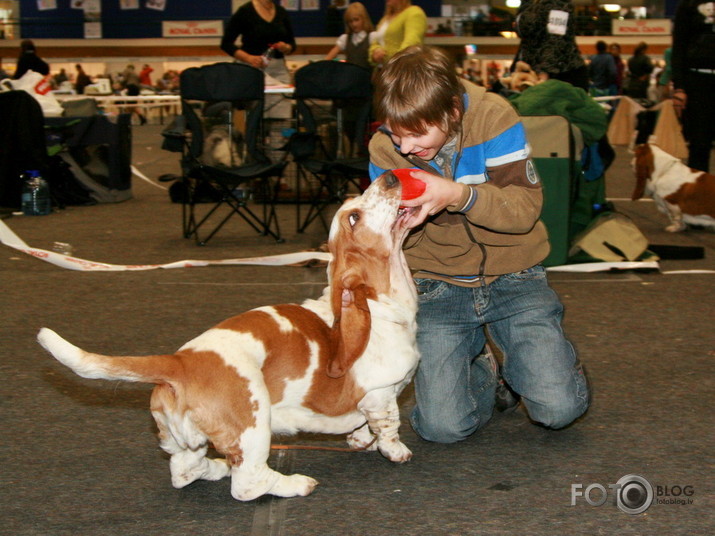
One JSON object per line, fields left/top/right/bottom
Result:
{"left": 345, "top": 35, "right": 371, "bottom": 70}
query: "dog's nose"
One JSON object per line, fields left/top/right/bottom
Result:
{"left": 384, "top": 171, "right": 399, "bottom": 189}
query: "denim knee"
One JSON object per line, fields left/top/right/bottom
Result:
{"left": 410, "top": 408, "right": 487, "bottom": 444}
{"left": 532, "top": 399, "right": 589, "bottom": 429}
{"left": 527, "top": 375, "right": 590, "bottom": 430}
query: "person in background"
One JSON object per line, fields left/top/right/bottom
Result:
{"left": 369, "top": 0, "right": 427, "bottom": 69}
{"left": 220, "top": 0, "right": 295, "bottom": 74}
{"left": 671, "top": 0, "right": 715, "bottom": 173}
{"left": 325, "top": 2, "right": 375, "bottom": 69}
{"left": 122, "top": 64, "right": 141, "bottom": 95}
{"left": 369, "top": 46, "right": 589, "bottom": 444}
{"left": 609, "top": 42, "right": 625, "bottom": 94}
{"left": 0, "top": 58, "right": 9, "bottom": 81}
{"left": 53, "top": 68, "right": 68, "bottom": 88}
{"left": 74, "top": 64, "right": 91, "bottom": 95}
{"left": 13, "top": 39, "right": 50, "bottom": 79}
{"left": 122, "top": 64, "right": 146, "bottom": 125}
{"left": 624, "top": 41, "right": 654, "bottom": 99}
{"left": 220, "top": 0, "right": 296, "bottom": 119}
{"left": 139, "top": 64, "right": 154, "bottom": 87}
{"left": 512, "top": 0, "right": 588, "bottom": 91}
{"left": 657, "top": 47, "right": 672, "bottom": 101}
{"left": 588, "top": 40, "right": 616, "bottom": 96}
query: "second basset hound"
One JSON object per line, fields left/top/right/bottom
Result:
{"left": 632, "top": 143, "right": 715, "bottom": 232}
{"left": 38, "top": 171, "right": 419, "bottom": 502}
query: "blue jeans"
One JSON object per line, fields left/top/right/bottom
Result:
{"left": 410, "top": 265, "right": 590, "bottom": 443}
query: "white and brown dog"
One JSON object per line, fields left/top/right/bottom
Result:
{"left": 632, "top": 143, "right": 715, "bottom": 232}
{"left": 38, "top": 171, "right": 419, "bottom": 502}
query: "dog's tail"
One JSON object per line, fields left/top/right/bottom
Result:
{"left": 38, "top": 328, "right": 177, "bottom": 384}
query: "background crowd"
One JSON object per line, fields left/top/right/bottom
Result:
{"left": 2, "top": 0, "right": 711, "bottom": 174}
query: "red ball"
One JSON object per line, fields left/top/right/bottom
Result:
{"left": 392, "top": 168, "right": 426, "bottom": 200}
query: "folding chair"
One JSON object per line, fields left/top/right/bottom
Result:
{"left": 164, "top": 62, "right": 286, "bottom": 245}
{"left": 287, "top": 61, "right": 372, "bottom": 233}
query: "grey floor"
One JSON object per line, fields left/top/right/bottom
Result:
{"left": 1, "top": 123, "right": 713, "bottom": 536}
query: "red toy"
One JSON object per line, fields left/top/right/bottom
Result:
{"left": 392, "top": 168, "right": 426, "bottom": 201}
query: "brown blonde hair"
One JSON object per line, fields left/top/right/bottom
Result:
{"left": 344, "top": 2, "right": 374, "bottom": 34}
{"left": 374, "top": 45, "right": 464, "bottom": 138}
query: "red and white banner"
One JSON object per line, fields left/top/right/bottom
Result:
{"left": 162, "top": 20, "right": 223, "bottom": 38}
{"left": 612, "top": 19, "right": 671, "bottom": 36}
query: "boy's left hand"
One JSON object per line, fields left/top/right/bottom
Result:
{"left": 399, "top": 170, "right": 464, "bottom": 228}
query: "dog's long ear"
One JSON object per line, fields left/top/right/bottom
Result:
{"left": 631, "top": 145, "right": 652, "bottom": 201}
{"left": 327, "top": 274, "right": 372, "bottom": 379}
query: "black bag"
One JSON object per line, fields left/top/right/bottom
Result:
{"left": 44, "top": 154, "right": 95, "bottom": 207}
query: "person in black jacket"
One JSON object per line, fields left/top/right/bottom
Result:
{"left": 671, "top": 0, "right": 715, "bottom": 172}
{"left": 624, "top": 41, "right": 654, "bottom": 99}
{"left": 13, "top": 40, "right": 49, "bottom": 79}
{"left": 220, "top": 0, "right": 296, "bottom": 118}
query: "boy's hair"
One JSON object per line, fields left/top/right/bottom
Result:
{"left": 374, "top": 46, "right": 464, "bottom": 138}
{"left": 344, "top": 2, "right": 374, "bottom": 34}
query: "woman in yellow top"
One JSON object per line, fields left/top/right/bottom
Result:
{"left": 369, "top": 0, "right": 427, "bottom": 67}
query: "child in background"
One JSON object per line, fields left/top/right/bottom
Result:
{"left": 325, "top": 2, "right": 374, "bottom": 69}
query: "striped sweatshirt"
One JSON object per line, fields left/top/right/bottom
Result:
{"left": 368, "top": 80, "right": 550, "bottom": 285}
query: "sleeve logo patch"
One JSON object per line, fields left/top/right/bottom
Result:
{"left": 526, "top": 160, "right": 539, "bottom": 184}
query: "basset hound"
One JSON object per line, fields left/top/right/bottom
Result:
{"left": 632, "top": 143, "right": 715, "bottom": 232}
{"left": 38, "top": 171, "right": 419, "bottom": 502}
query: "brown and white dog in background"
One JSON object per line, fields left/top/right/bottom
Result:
{"left": 38, "top": 171, "right": 419, "bottom": 502}
{"left": 632, "top": 143, "right": 715, "bottom": 232}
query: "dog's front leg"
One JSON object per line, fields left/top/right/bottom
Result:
{"left": 358, "top": 390, "right": 412, "bottom": 463}
{"left": 665, "top": 202, "right": 686, "bottom": 232}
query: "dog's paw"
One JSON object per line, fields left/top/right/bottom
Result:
{"left": 270, "top": 474, "right": 319, "bottom": 498}
{"left": 379, "top": 440, "right": 413, "bottom": 463}
{"left": 665, "top": 222, "right": 686, "bottom": 232}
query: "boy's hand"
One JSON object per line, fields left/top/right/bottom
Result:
{"left": 399, "top": 170, "right": 463, "bottom": 228}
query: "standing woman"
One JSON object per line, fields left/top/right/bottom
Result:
{"left": 369, "top": 0, "right": 427, "bottom": 68}
{"left": 624, "top": 42, "right": 654, "bottom": 99}
{"left": 609, "top": 42, "right": 625, "bottom": 95}
{"left": 513, "top": 0, "right": 588, "bottom": 91}
{"left": 220, "top": 0, "right": 296, "bottom": 117}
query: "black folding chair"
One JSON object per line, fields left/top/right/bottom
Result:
{"left": 163, "top": 62, "right": 285, "bottom": 245}
{"left": 287, "top": 61, "right": 373, "bottom": 233}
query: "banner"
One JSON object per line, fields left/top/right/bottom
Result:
{"left": 612, "top": 19, "right": 671, "bottom": 36}
{"left": 162, "top": 20, "right": 223, "bottom": 37}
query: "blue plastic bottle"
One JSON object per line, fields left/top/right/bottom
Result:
{"left": 21, "top": 170, "right": 51, "bottom": 216}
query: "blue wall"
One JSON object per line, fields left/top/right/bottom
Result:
{"left": 19, "top": 0, "right": 441, "bottom": 39}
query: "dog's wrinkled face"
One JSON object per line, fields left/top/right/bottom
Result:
{"left": 324, "top": 171, "right": 416, "bottom": 378}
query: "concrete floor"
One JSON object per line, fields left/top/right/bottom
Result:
{"left": 0, "top": 121, "right": 713, "bottom": 536}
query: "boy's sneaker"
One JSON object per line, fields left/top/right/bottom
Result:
{"left": 480, "top": 344, "right": 521, "bottom": 413}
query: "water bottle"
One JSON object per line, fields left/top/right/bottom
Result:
{"left": 21, "top": 170, "right": 52, "bottom": 216}
{"left": 262, "top": 45, "right": 276, "bottom": 67}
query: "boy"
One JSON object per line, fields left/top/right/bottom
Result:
{"left": 369, "top": 46, "right": 589, "bottom": 443}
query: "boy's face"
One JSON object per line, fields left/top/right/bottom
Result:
{"left": 386, "top": 122, "right": 449, "bottom": 162}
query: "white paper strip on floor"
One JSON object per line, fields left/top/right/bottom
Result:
{"left": 546, "top": 261, "right": 660, "bottom": 272}
{"left": 131, "top": 165, "right": 168, "bottom": 190}
{"left": 3, "top": 219, "right": 712, "bottom": 275}
{"left": 0, "top": 219, "right": 330, "bottom": 272}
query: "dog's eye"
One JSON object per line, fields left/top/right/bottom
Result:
{"left": 348, "top": 212, "right": 360, "bottom": 227}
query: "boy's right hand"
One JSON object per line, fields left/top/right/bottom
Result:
{"left": 399, "top": 170, "right": 464, "bottom": 228}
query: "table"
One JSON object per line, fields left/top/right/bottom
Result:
{"left": 54, "top": 94, "right": 181, "bottom": 124}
